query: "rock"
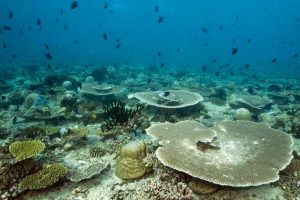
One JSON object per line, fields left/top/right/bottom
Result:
{"left": 234, "top": 108, "right": 252, "bottom": 121}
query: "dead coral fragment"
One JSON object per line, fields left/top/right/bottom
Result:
{"left": 19, "top": 163, "right": 68, "bottom": 190}
{"left": 146, "top": 120, "right": 294, "bottom": 187}
{"left": 9, "top": 140, "right": 45, "bottom": 161}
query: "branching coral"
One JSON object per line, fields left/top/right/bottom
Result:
{"left": 9, "top": 140, "right": 45, "bottom": 161}
{"left": 19, "top": 163, "right": 68, "bottom": 190}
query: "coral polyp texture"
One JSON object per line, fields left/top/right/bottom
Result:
{"left": 146, "top": 120, "right": 294, "bottom": 187}
{"left": 19, "top": 163, "right": 68, "bottom": 190}
{"left": 9, "top": 140, "right": 46, "bottom": 161}
{"left": 134, "top": 90, "right": 203, "bottom": 108}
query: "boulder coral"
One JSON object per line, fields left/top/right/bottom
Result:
{"left": 115, "top": 141, "right": 147, "bottom": 179}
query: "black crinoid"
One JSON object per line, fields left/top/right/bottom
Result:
{"left": 101, "top": 101, "right": 144, "bottom": 133}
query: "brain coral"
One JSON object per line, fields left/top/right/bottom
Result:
{"left": 19, "top": 163, "right": 68, "bottom": 190}
{"left": 9, "top": 140, "right": 45, "bottom": 161}
{"left": 146, "top": 120, "right": 294, "bottom": 187}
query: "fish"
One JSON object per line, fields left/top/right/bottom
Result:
{"left": 64, "top": 25, "right": 69, "bottom": 30}
{"left": 60, "top": 8, "right": 64, "bottom": 14}
{"left": 28, "top": 26, "right": 32, "bottom": 30}
{"left": 202, "top": 65, "right": 207, "bottom": 71}
{"left": 157, "top": 52, "right": 162, "bottom": 56}
{"left": 116, "top": 43, "right": 120, "bottom": 49}
{"left": 3, "top": 25, "right": 12, "bottom": 30}
{"left": 215, "top": 72, "right": 220, "bottom": 76}
{"left": 154, "top": 5, "right": 159, "bottom": 12}
{"left": 8, "top": 11, "right": 13, "bottom": 20}
{"left": 244, "top": 64, "right": 250, "bottom": 69}
{"left": 44, "top": 43, "right": 50, "bottom": 50}
{"left": 160, "top": 63, "right": 165, "bottom": 67}
{"left": 45, "top": 53, "right": 53, "bottom": 59}
{"left": 293, "top": 53, "right": 298, "bottom": 58}
{"left": 219, "top": 25, "right": 223, "bottom": 30}
{"left": 103, "top": 1, "right": 108, "bottom": 9}
{"left": 36, "top": 18, "right": 41, "bottom": 26}
{"left": 201, "top": 27, "right": 208, "bottom": 33}
{"left": 212, "top": 59, "right": 217, "bottom": 63}
{"left": 157, "top": 16, "right": 164, "bottom": 23}
{"left": 11, "top": 54, "right": 17, "bottom": 58}
{"left": 231, "top": 47, "right": 238, "bottom": 55}
{"left": 71, "top": 1, "right": 78, "bottom": 9}
{"left": 271, "top": 58, "right": 277, "bottom": 63}
{"left": 47, "top": 64, "right": 51, "bottom": 69}
{"left": 56, "top": 19, "right": 60, "bottom": 24}
{"left": 147, "top": 78, "right": 152, "bottom": 84}
{"left": 247, "top": 38, "right": 251, "bottom": 43}
{"left": 19, "top": 29, "right": 23, "bottom": 36}
{"left": 3, "top": 42, "right": 7, "bottom": 48}
{"left": 103, "top": 33, "right": 108, "bottom": 40}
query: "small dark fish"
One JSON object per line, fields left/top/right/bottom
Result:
{"left": 271, "top": 58, "right": 277, "bottom": 63}
{"left": 201, "top": 27, "right": 208, "bottom": 33}
{"left": 60, "top": 8, "right": 64, "bottom": 14}
{"left": 11, "top": 54, "right": 17, "bottom": 58}
{"left": 176, "top": 48, "right": 181, "bottom": 52}
{"left": 8, "top": 11, "right": 13, "bottom": 20}
{"left": 3, "top": 42, "right": 7, "bottom": 48}
{"left": 47, "top": 64, "right": 51, "bottom": 69}
{"left": 64, "top": 25, "right": 69, "bottom": 30}
{"left": 3, "top": 25, "right": 12, "bottom": 30}
{"left": 36, "top": 18, "right": 41, "bottom": 26}
{"left": 103, "top": 1, "right": 108, "bottom": 9}
{"left": 116, "top": 38, "right": 120, "bottom": 43}
{"left": 45, "top": 53, "right": 53, "bottom": 59}
{"left": 160, "top": 63, "right": 165, "bottom": 67}
{"left": 147, "top": 78, "right": 152, "bottom": 84}
{"left": 202, "top": 65, "right": 207, "bottom": 71}
{"left": 244, "top": 64, "right": 250, "bottom": 69}
{"left": 293, "top": 53, "right": 298, "bottom": 58}
{"left": 215, "top": 72, "right": 220, "bottom": 76}
{"left": 230, "top": 70, "right": 234, "bottom": 76}
{"left": 232, "top": 38, "right": 237, "bottom": 42}
{"left": 219, "top": 25, "right": 223, "bottom": 30}
{"left": 48, "top": 89, "right": 55, "bottom": 95}
{"left": 247, "top": 38, "right": 251, "bottom": 43}
{"left": 231, "top": 47, "right": 238, "bottom": 55}
{"left": 56, "top": 19, "right": 60, "bottom": 24}
{"left": 212, "top": 59, "right": 217, "bottom": 63}
{"left": 154, "top": 5, "right": 159, "bottom": 12}
{"left": 163, "top": 91, "right": 170, "bottom": 97}
{"left": 74, "top": 39, "right": 78, "bottom": 44}
{"left": 19, "top": 29, "right": 23, "bottom": 36}
{"left": 71, "top": 1, "right": 78, "bottom": 9}
{"left": 225, "top": 63, "right": 230, "bottom": 67}
{"left": 103, "top": 33, "right": 108, "bottom": 40}
{"left": 28, "top": 26, "right": 32, "bottom": 30}
{"left": 157, "top": 16, "right": 164, "bottom": 23}
{"left": 44, "top": 43, "right": 50, "bottom": 50}
{"left": 116, "top": 43, "right": 120, "bottom": 49}
{"left": 157, "top": 52, "right": 162, "bottom": 56}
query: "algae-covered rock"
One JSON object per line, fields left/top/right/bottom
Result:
{"left": 9, "top": 140, "right": 45, "bottom": 161}
{"left": 115, "top": 141, "right": 147, "bottom": 179}
{"left": 19, "top": 163, "right": 68, "bottom": 190}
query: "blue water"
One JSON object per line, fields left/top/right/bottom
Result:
{"left": 0, "top": 0, "right": 300, "bottom": 77}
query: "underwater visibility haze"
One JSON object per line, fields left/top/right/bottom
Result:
{"left": 0, "top": 0, "right": 300, "bottom": 200}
